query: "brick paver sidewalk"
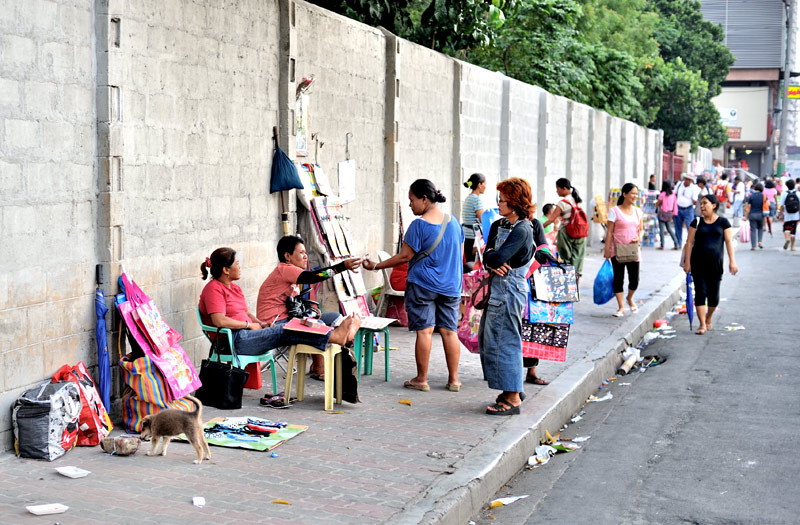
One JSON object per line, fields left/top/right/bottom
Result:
{"left": 0, "top": 246, "right": 685, "bottom": 525}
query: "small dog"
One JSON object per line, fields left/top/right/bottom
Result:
{"left": 140, "top": 395, "right": 211, "bottom": 464}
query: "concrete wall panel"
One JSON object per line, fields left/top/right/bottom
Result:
{"left": 507, "top": 80, "right": 542, "bottom": 201}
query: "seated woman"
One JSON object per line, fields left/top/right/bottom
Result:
{"left": 199, "top": 247, "right": 361, "bottom": 404}
{"left": 257, "top": 235, "right": 361, "bottom": 381}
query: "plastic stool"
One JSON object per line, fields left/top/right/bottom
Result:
{"left": 284, "top": 344, "right": 342, "bottom": 411}
{"left": 353, "top": 327, "right": 390, "bottom": 381}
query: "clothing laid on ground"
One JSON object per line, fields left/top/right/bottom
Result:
{"left": 256, "top": 261, "right": 347, "bottom": 323}
{"left": 480, "top": 218, "right": 534, "bottom": 393}
{"left": 689, "top": 216, "right": 731, "bottom": 308}
{"left": 462, "top": 193, "right": 484, "bottom": 240}
{"left": 404, "top": 215, "right": 464, "bottom": 297}
{"left": 199, "top": 279, "right": 332, "bottom": 355}
{"left": 555, "top": 195, "right": 585, "bottom": 275}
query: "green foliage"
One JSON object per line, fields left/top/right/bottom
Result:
{"left": 308, "top": 0, "right": 734, "bottom": 150}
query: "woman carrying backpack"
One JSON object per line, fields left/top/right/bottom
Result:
{"left": 780, "top": 179, "right": 800, "bottom": 251}
{"left": 542, "top": 178, "right": 588, "bottom": 281}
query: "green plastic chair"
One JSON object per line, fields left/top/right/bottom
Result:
{"left": 352, "top": 326, "right": 390, "bottom": 381}
{"left": 195, "top": 307, "right": 277, "bottom": 395}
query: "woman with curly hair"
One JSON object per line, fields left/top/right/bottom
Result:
{"left": 480, "top": 177, "right": 545, "bottom": 415}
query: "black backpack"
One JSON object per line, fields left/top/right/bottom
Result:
{"left": 786, "top": 190, "right": 800, "bottom": 214}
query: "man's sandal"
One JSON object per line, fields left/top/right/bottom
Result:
{"left": 486, "top": 401, "right": 520, "bottom": 416}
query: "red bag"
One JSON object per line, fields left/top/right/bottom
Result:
{"left": 561, "top": 199, "right": 589, "bottom": 239}
{"left": 52, "top": 362, "right": 113, "bottom": 446}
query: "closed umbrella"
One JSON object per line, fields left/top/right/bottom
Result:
{"left": 94, "top": 288, "right": 111, "bottom": 411}
{"left": 271, "top": 126, "right": 304, "bottom": 236}
{"left": 685, "top": 272, "right": 694, "bottom": 330}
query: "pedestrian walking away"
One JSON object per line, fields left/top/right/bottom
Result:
{"left": 763, "top": 178, "right": 778, "bottom": 236}
{"left": 462, "top": 173, "right": 486, "bottom": 270}
{"left": 743, "top": 182, "right": 766, "bottom": 250}
{"left": 656, "top": 180, "right": 679, "bottom": 250}
{"left": 604, "top": 183, "right": 644, "bottom": 317}
{"left": 542, "top": 178, "right": 587, "bottom": 281}
{"left": 479, "top": 177, "right": 536, "bottom": 415}
{"left": 780, "top": 179, "right": 799, "bottom": 251}
{"left": 683, "top": 194, "right": 738, "bottom": 335}
{"left": 362, "top": 179, "right": 464, "bottom": 392}
{"left": 674, "top": 173, "right": 699, "bottom": 247}
{"left": 731, "top": 176, "right": 746, "bottom": 224}
{"left": 714, "top": 173, "right": 731, "bottom": 216}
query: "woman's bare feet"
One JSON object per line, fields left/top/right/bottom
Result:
{"left": 328, "top": 314, "right": 362, "bottom": 346}
{"left": 695, "top": 325, "right": 707, "bottom": 335}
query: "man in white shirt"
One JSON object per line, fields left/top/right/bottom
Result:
{"left": 674, "top": 173, "right": 699, "bottom": 246}
{"left": 694, "top": 176, "right": 710, "bottom": 217}
{"left": 731, "top": 177, "right": 746, "bottom": 221}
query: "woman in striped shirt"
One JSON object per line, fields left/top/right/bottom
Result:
{"left": 462, "top": 173, "right": 486, "bottom": 265}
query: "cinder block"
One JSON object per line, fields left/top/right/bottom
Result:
{"left": 8, "top": 267, "right": 47, "bottom": 308}
{"left": 0, "top": 78, "right": 21, "bottom": 108}
{"left": 170, "top": 279, "right": 196, "bottom": 313}
{"left": 4, "top": 344, "right": 44, "bottom": 390}
{"left": 1, "top": 34, "right": 37, "bottom": 69}
{"left": 45, "top": 263, "right": 94, "bottom": 302}
{"left": 41, "top": 41, "right": 75, "bottom": 81}
{"left": 42, "top": 120, "right": 75, "bottom": 155}
{"left": 0, "top": 307, "right": 27, "bottom": 352}
{"left": 4, "top": 119, "right": 39, "bottom": 149}
{"left": 42, "top": 335, "right": 80, "bottom": 375}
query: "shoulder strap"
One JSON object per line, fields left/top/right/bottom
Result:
{"left": 408, "top": 214, "right": 451, "bottom": 270}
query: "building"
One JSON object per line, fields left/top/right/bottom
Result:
{"left": 701, "top": 0, "right": 786, "bottom": 176}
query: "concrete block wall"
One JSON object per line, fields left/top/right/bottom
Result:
{"left": 104, "top": 0, "right": 284, "bottom": 366}
{"left": 0, "top": 0, "right": 663, "bottom": 448}
{"left": 506, "top": 80, "right": 542, "bottom": 199}
{"left": 0, "top": 0, "right": 98, "bottom": 447}
{"left": 458, "top": 62, "right": 504, "bottom": 212}
{"left": 396, "top": 40, "right": 456, "bottom": 228}
{"left": 294, "top": 3, "right": 386, "bottom": 290}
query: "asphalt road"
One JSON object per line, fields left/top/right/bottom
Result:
{"left": 474, "top": 232, "right": 800, "bottom": 525}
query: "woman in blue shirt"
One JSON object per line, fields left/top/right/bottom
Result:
{"left": 363, "top": 179, "right": 464, "bottom": 392}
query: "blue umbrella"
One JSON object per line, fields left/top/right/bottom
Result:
{"left": 685, "top": 272, "right": 694, "bottom": 330}
{"left": 271, "top": 126, "right": 304, "bottom": 236}
{"left": 95, "top": 288, "right": 111, "bottom": 411}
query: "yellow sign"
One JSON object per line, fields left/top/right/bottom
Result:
{"left": 788, "top": 85, "right": 800, "bottom": 99}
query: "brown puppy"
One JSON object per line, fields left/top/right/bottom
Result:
{"left": 140, "top": 395, "right": 211, "bottom": 464}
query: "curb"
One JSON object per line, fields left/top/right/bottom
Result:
{"left": 385, "top": 270, "right": 686, "bottom": 525}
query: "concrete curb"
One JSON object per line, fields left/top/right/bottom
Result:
{"left": 385, "top": 270, "right": 686, "bottom": 525}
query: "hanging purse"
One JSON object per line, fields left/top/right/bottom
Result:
{"left": 471, "top": 272, "right": 493, "bottom": 310}
{"left": 615, "top": 242, "right": 640, "bottom": 263}
{"left": 194, "top": 337, "right": 250, "bottom": 410}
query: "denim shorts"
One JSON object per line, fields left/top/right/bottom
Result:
{"left": 404, "top": 282, "right": 460, "bottom": 332}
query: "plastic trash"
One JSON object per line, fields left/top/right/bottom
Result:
{"left": 571, "top": 436, "right": 591, "bottom": 443}
{"left": 528, "top": 445, "right": 556, "bottom": 467}
{"left": 55, "top": 466, "right": 90, "bottom": 479}
{"left": 489, "top": 495, "right": 529, "bottom": 508}
{"left": 192, "top": 496, "right": 206, "bottom": 508}
{"left": 26, "top": 504, "right": 68, "bottom": 515}
{"left": 588, "top": 393, "right": 613, "bottom": 402}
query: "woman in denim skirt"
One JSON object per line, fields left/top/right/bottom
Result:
{"left": 480, "top": 177, "right": 536, "bottom": 415}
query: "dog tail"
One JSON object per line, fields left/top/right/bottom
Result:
{"left": 184, "top": 394, "right": 203, "bottom": 420}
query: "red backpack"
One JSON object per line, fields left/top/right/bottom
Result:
{"left": 561, "top": 199, "right": 589, "bottom": 239}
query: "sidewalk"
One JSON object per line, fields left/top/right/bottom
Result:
{"left": 0, "top": 245, "right": 687, "bottom": 525}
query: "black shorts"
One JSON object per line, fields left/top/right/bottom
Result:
{"left": 784, "top": 220, "right": 797, "bottom": 236}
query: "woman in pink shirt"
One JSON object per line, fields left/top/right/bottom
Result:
{"left": 656, "top": 180, "right": 679, "bottom": 250}
{"left": 604, "top": 183, "right": 644, "bottom": 317}
{"left": 763, "top": 179, "right": 778, "bottom": 236}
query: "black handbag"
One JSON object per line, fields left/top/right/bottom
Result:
{"left": 195, "top": 338, "right": 249, "bottom": 410}
{"left": 285, "top": 294, "right": 321, "bottom": 320}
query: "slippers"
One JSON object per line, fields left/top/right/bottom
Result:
{"left": 485, "top": 401, "right": 520, "bottom": 416}
{"left": 445, "top": 383, "right": 461, "bottom": 392}
{"left": 612, "top": 310, "right": 625, "bottom": 318}
{"left": 260, "top": 395, "right": 292, "bottom": 408}
{"left": 403, "top": 380, "right": 430, "bottom": 392}
{"left": 526, "top": 376, "right": 548, "bottom": 385}
{"left": 629, "top": 304, "right": 639, "bottom": 313}
{"left": 496, "top": 392, "right": 526, "bottom": 404}
{"left": 309, "top": 373, "right": 325, "bottom": 381}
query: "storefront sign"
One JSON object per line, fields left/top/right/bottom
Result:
{"left": 726, "top": 127, "right": 741, "bottom": 139}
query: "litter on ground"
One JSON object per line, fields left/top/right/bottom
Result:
{"left": 489, "top": 495, "right": 529, "bottom": 507}
{"left": 588, "top": 393, "right": 613, "bottom": 402}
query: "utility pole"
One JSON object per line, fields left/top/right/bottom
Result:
{"left": 778, "top": 0, "right": 796, "bottom": 177}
